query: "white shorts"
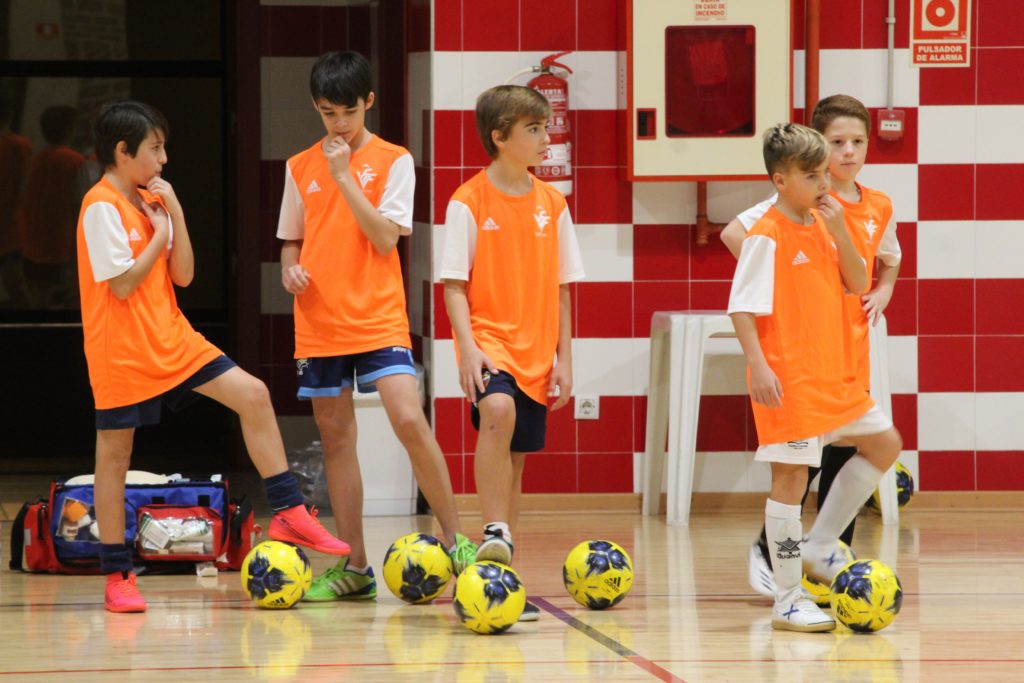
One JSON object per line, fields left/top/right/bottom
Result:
{"left": 754, "top": 406, "right": 894, "bottom": 466}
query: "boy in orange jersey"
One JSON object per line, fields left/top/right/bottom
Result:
{"left": 722, "top": 95, "right": 902, "bottom": 598}
{"left": 277, "top": 51, "right": 477, "bottom": 601}
{"left": 78, "top": 101, "right": 350, "bottom": 613}
{"left": 441, "top": 85, "right": 585, "bottom": 621}
{"left": 728, "top": 123, "right": 902, "bottom": 632}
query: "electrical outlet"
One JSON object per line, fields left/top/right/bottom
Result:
{"left": 575, "top": 394, "right": 600, "bottom": 420}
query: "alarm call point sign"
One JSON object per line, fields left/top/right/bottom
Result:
{"left": 911, "top": 0, "right": 971, "bottom": 67}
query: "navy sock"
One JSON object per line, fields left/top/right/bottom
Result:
{"left": 100, "top": 543, "right": 133, "bottom": 575}
{"left": 264, "top": 471, "right": 305, "bottom": 512}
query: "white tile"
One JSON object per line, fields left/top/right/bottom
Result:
{"left": 429, "top": 339, "right": 463, "bottom": 398}
{"left": 918, "top": 106, "right": 977, "bottom": 164}
{"left": 855, "top": 164, "right": 917, "bottom": 222}
{"left": 819, "top": 49, "right": 919, "bottom": 108}
{"left": 407, "top": 52, "right": 432, "bottom": 165}
{"left": 700, "top": 338, "right": 750, "bottom": 396}
{"left": 706, "top": 181, "right": 775, "bottom": 224}
{"left": 747, "top": 458, "right": 773, "bottom": 492}
{"left": 458, "top": 52, "right": 521, "bottom": 109}
{"left": 917, "top": 393, "right": 976, "bottom": 451}
{"left": 887, "top": 335, "right": 918, "bottom": 394}
{"left": 260, "top": 262, "right": 292, "bottom": 315}
{"left": 975, "top": 221, "right": 1024, "bottom": 279}
{"left": 575, "top": 338, "right": 642, "bottom": 396}
{"left": 264, "top": 108, "right": 324, "bottom": 161}
{"left": 431, "top": 51, "right": 463, "bottom": 111}
{"left": 976, "top": 106, "right": 1024, "bottom": 164}
{"left": 632, "top": 182, "right": 696, "bottom": 225}
{"left": 793, "top": 50, "right": 806, "bottom": 109}
{"left": 975, "top": 393, "right": 1024, "bottom": 450}
{"left": 574, "top": 224, "right": 634, "bottom": 282}
{"left": 264, "top": 57, "right": 317, "bottom": 109}
{"left": 917, "top": 221, "right": 975, "bottom": 279}
{"left": 432, "top": 223, "right": 448, "bottom": 282}
{"left": 693, "top": 452, "right": 751, "bottom": 493}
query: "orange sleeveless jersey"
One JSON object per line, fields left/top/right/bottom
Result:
{"left": 447, "top": 171, "right": 574, "bottom": 405}
{"left": 285, "top": 136, "right": 411, "bottom": 357}
{"left": 732, "top": 208, "right": 874, "bottom": 444}
{"left": 77, "top": 177, "right": 221, "bottom": 410}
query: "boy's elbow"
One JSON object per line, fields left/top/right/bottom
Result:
{"left": 173, "top": 272, "right": 194, "bottom": 287}
{"left": 109, "top": 281, "right": 133, "bottom": 300}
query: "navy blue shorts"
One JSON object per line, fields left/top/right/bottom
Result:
{"left": 296, "top": 346, "right": 416, "bottom": 398}
{"left": 470, "top": 370, "right": 547, "bottom": 453}
{"left": 95, "top": 355, "right": 237, "bottom": 430}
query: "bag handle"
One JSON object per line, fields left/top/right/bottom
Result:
{"left": 230, "top": 495, "right": 253, "bottom": 543}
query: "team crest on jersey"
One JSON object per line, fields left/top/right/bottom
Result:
{"left": 357, "top": 163, "right": 377, "bottom": 189}
{"left": 533, "top": 206, "right": 551, "bottom": 236}
{"left": 306, "top": 179, "right": 321, "bottom": 194}
{"left": 128, "top": 228, "right": 142, "bottom": 242}
{"left": 864, "top": 217, "right": 879, "bottom": 239}
{"left": 295, "top": 358, "right": 310, "bottom": 376}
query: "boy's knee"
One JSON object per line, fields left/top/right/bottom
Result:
{"left": 240, "top": 376, "right": 272, "bottom": 413}
{"left": 478, "top": 399, "right": 515, "bottom": 431}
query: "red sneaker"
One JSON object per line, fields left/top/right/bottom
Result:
{"left": 105, "top": 573, "right": 147, "bottom": 613}
{"left": 269, "top": 505, "right": 351, "bottom": 556}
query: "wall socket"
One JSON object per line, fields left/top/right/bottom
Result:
{"left": 575, "top": 394, "right": 600, "bottom": 420}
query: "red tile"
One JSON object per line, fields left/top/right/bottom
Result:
{"left": 433, "top": 397, "right": 463, "bottom": 456}
{"left": 744, "top": 399, "right": 759, "bottom": 451}
{"left": 259, "top": 315, "right": 272, "bottom": 363}
{"left": 976, "top": 337, "right": 1024, "bottom": 392}
{"left": 575, "top": 167, "right": 633, "bottom": 224}
{"left": 520, "top": 0, "right": 575, "bottom": 51}
{"left": 433, "top": 282, "right": 452, "bottom": 339}
{"left": 578, "top": 453, "right": 634, "bottom": 493}
{"left": 819, "top": 0, "right": 863, "bottom": 48}
{"left": 976, "top": 451, "right": 1024, "bottom": 491}
{"left": 265, "top": 160, "right": 286, "bottom": 213}
{"left": 271, "top": 364, "right": 307, "bottom": 416}
{"left": 580, "top": 0, "right": 623, "bottom": 51}
{"left": 576, "top": 282, "right": 633, "bottom": 337}
{"left": 262, "top": 6, "right": 322, "bottom": 57}
{"left": 976, "top": 165, "right": 1024, "bottom": 220}
{"left": 883, "top": 277, "right": 917, "bottom": 336}
{"left": 690, "top": 281, "right": 731, "bottom": 311}
{"left": 891, "top": 393, "right": 918, "bottom": 451}
{"left": 977, "top": 280, "right": 1024, "bottom": 334}
{"left": 633, "top": 224, "right": 690, "bottom": 281}
{"left": 866, "top": 107, "right": 918, "bottom": 165}
{"left": 271, "top": 314, "right": 296, "bottom": 365}
{"left": 445, "top": 455, "right": 464, "bottom": 493}
{"left": 406, "top": 0, "right": 432, "bottom": 53}
{"left": 894, "top": 221, "right": 916, "bottom": 279}
{"left": 578, "top": 396, "right": 634, "bottom": 453}
{"left": 918, "top": 279, "right": 974, "bottom": 334}
{"left": 978, "top": 49, "right": 1024, "bottom": 104}
{"left": 413, "top": 166, "right": 431, "bottom": 224}
{"left": 918, "top": 336, "right": 974, "bottom": 392}
{"left": 462, "top": 402, "right": 478, "bottom": 455}
{"left": 347, "top": 5, "right": 372, "bottom": 57}
{"left": 575, "top": 110, "right": 622, "bottom": 167}
{"left": 462, "top": 110, "right": 492, "bottom": 168}
{"left": 918, "top": 451, "right": 975, "bottom": 491}
{"left": 434, "top": 0, "right": 461, "bottom": 51}
{"left": 863, "top": 0, "right": 911, "bottom": 49}
{"left": 695, "top": 395, "right": 747, "bottom": 452}
{"left": 320, "top": 7, "right": 349, "bottom": 52}
{"left": 522, "top": 453, "right": 577, "bottom": 493}
{"left": 976, "top": 0, "right": 1024, "bottom": 46}
{"left": 633, "top": 395, "right": 648, "bottom": 453}
{"left": 792, "top": 0, "right": 805, "bottom": 50}
{"left": 464, "top": 453, "right": 477, "bottom": 493}
{"left": 463, "top": 0, "right": 519, "bottom": 51}
{"left": 691, "top": 233, "right": 739, "bottom": 280}
{"left": 918, "top": 165, "right": 974, "bottom": 220}
{"left": 634, "top": 281, "right": 689, "bottom": 338}
{"left": 919, "top": 49, "right": 977, "bottom": 105}
{"left": 434, "top": 110, "right": 462, "bottom": 167}
{"left": 260, "top": 210, "right": 279, "bottom": 262}
{"left": 433, "top": 168, "right": 463, "bottom": 224}
{"left": 545, "top": 398, "right": 578, "bottom": 453}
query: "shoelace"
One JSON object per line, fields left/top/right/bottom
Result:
{"left": 111, "top": 575, "right": 139, "bottom": 596}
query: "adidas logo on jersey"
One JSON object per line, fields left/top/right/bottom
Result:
{"left": 128, "top": 228, "right": 142, "bottom": 242}
{"left": 791, "top": 251, "right": 810, "bottom": 266}
{"left": 306, "top": 179, "right": 321, "bottom": 194}
{"left": 481, "top": 217, "right": 500, "bottom": 231}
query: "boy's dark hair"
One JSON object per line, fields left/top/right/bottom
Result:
{"left": 93, "top": 100, "right": 168, "bottom": 168}
{"left": 762, "top": 122, "right": 828, "bottom": 176}
{"left": 812, "top": 94, "right": 871, "bottom": 136}
{"left": 40, "top": 105, "right": 78, "bottom": 145}
{"left": 475, "top": 85, "right": 552, "bottom": 159}
{"left": 310, "top": 51, "right": 372, "bottom": 106}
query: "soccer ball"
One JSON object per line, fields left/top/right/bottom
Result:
{"left": 453, "top": 561, "right": 526, "bottom": 634}
{"left": 382, "top": 532, "right": 454, "bottom": 604}
{"left": 802, "top": 540, "right": 856, "bottom": 607}
{"left": 865, "top": 462, "right": 914, "bottom": 512}
{"left": 830, "top": 559, "right": 903, "bottom": 632}
{"left": 563, "top": 539, "right": 634, "bottom": 609}
{"left": 241, "top": 541, "right": 312, "bottom": 609}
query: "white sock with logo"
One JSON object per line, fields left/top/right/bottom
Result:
{"left": 805, "top": 455, "right": 883, "bottom": 554}
{"left": 765, "top": 498, "right": 803, "bottom": 596}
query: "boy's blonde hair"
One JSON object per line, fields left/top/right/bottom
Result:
{"left": 812, "top": 94, "right": 871, "bottom": 136}
{"left": 475, "top": 85, "right": 551, "bottom": 159}
{"left": 762, "top": 122, "right": 828, "bottom": 176}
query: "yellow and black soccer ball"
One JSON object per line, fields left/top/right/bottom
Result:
{"left": 241, "top": 540, "right": 312, "bottom": 609}
{"left": 453, "top": 561, "right": 526, "bottom": 634}
{"left": 563, "top": 539, "right": 634, "bottom": 610}
{"left": 382, "top": 532, "right": 454, "bottom": 604}
{"left": 865, "top": 462, "right": 914, "bottom": 512}
{"left": 830, "top": 559, "right": 903, "bottom": 632}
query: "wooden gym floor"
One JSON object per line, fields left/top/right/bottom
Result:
{"left": 1, "top": 505, "right": 1022, "bottom": 682}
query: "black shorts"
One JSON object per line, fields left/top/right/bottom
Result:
{"left": 470, "top": 370, "right": 547, "bottom": 453}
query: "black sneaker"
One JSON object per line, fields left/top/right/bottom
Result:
{"left": 518, "top": 600, "right": 540, "bottom": 622}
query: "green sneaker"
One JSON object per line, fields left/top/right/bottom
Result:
{"left": 303, "top": 559, "right": 377, "bottom": 601}
{"left": 448, "top": 533, "right": 478, "bottom": 575}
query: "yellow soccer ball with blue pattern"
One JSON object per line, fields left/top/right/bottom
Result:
{"left": 453, "top": 561, "right": 526, "bottom": 634}
{"left": 865, "top": 462, "right": 914, "bottom": 512}
{"left": 241, "top": 540, "right": 312, "bottom": 609}
{"left": 830, "top": 559, "right": 903, "bottom": 632}
{"left": 563, "top": 539, "right": 634, "bottom": 610}
{"left": 382, "top": 532, "right": 454, "bottom": 604}
{"left": 802, "top": 540, "right": 856, "bottom": 607}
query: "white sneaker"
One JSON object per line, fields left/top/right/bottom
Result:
{"left": 476, "top": 534, "right": 513, "bottom": 565}
{"left": 748, "top": 541, "right": 776, "bottom": 597}
{"left": 803, "top": 541, "right": 856, "bottom": 585}
{"left": 772, "top": 585, "right": 836, "bottom": 633}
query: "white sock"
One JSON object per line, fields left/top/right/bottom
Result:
{"left": 805, "top": 455, "right": 884, "bottom": 552}
{"left": 765, "top": 498, "right": 803, "bottom": 595}
{"left": 340, "top": 558, "right": 369, "bottom": 574}
{"left": 483, "top": 521, "right": 512, "bottom": 545}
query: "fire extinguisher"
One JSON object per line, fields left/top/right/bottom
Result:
{"left": 506, "top": 51, "right": 573, "bottom": 196}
